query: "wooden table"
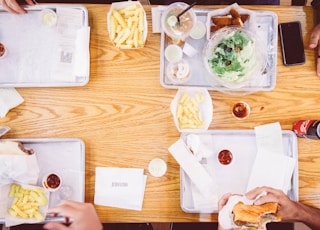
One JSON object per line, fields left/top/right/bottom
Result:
{"left": 2, "top": 4, "right": 320, "bottom": 223}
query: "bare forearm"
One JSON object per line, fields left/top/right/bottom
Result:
{"left": 294, "top": 202, "right": 320, "bottom": 230}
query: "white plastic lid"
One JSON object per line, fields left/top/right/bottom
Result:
{"left": 148, "top": 158, "right": 167, "bottom": 177}
{"left": 165, "top": 44, "right": 183, "bottom": 63}
{"left": 190, "top": 21, "right": 206, "bottom": 40}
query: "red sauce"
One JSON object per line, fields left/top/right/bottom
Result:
{"left": 46, "top": 174, "right": 61, "bottom": 189}
{"left": 218, "top": 149, "right": 233, "bottom": 165}
{"left": 232, "top": 102, "right": 249, "bottom": 119}
{"left": 0, "top": 43, "right": 5, "bottom": 57}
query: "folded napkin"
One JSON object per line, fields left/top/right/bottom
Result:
{"left": 168, "top": 139, "right": 216, "bottom": 199}
{"left": 246, "top": 122, "right": 295, "bottom": 193}
{"left": 94, "top": 167, "right": 147, "bottom": 211}
{"left": 73, "top": 26, "right": 90, "bottom": 78}
{"left": 0, "top": 88, "right": 24, "bottom": 118}
{"left": 151, "top": 6, "right": 166, "bottom": 33}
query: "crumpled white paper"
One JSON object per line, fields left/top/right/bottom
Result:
{"left": 0, "top": 88, "right": 24, "bottom": 118}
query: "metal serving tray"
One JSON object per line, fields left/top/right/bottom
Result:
{"left": 0, "top": 138, "right": 85, "bottom": 223}
{"left": 179, "top": 130, "right": 298, "bottom": 213}
{"left": 0, "top": 5, "right": 89, "bottom": 87}
{"left": 160, "top": 9, "right": 278, "bottom": 93}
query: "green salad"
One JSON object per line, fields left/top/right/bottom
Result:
{"left": 208, "top": 30, "right": 255, "bottom": 83}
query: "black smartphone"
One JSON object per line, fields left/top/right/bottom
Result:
{"left": 279, "top": 21, "right": 305, "bottom": 66}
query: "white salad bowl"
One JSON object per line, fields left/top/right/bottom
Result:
{"left": 203, "top": 26, "right": 267, "bottom": 90}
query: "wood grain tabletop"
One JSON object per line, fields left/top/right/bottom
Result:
{"left": 2, "top": 4, "right": 320, "bottom": 223}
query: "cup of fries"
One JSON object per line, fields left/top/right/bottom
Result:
{"left": 170, "top": 87, "right": 213, "bottom": 133}
{"left": 107, "top": 1, "right": 148, "bottom": 49}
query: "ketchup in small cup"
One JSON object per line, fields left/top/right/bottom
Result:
{"left": 0, "top": 43, "right": 7, "bottom": 59}
{"left": 42, "top": 173, "right": 62, "bottom": 192}
{"left": 232, "top": 101, "right": 250, "bottom": 120}
{"left": 218, "top": 149, "right": 233, "bottom": 165}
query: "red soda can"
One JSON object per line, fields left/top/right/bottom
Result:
{"left": 292, "top": 120, "right": 320, "bottom": 139}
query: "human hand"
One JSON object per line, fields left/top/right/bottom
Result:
{"left": 218, "top": 193, "right": 233, "bottom": 211}
{"left": 218, "top": 193, "right": 240, "bottom": 230}
{"left": 245, "top": 186, "right": 299, "bottom": 221}
{"left": 43, "top": 200, "right": 103, "bottom": 230}
{"left": 0, "top": 0, "right": 34, "bottom": 14}
{"left": 309, "top": 23, "right": 320, "bottom": 76}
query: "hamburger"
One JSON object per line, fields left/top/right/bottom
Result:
{"left": 232, "top": 201, "right": 281, "bottom": 229}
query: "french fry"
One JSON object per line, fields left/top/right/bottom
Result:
{"left": 109, "top": 4, "right": 146, "bottom": 49}
{"left": 112, "top": 10, "right": 126, "bottom": 28}
{"left": 7, "top": 183, "right": 48, "bottom": 221}
{"left": 176, "top": 93, "right": 205, "bottom": 129}
{"left": 109, "top": 15, "right": 116, "bottom": 40}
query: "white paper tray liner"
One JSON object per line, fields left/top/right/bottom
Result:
{"left": 0, "top": 138, "right": 85, "bottom": 223}
{"left": 180, "top": 130, "right": 298, "bottom": 213}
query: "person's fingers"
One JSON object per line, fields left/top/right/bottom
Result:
{"left": 0, "top": 0, "right": 18, "bottom": 13}
{"left": 309, "top": 25, "right": 320, "bottom": 49}
{"left": 47, "top": 204, "right": 80, "bottom": 220}
{"left": 43, "top": 222, "right": 69, "bottom": 230}
{"left": 2, "top": 0, "right": 26, "bottom": 14}
{"left": 25, "top": 0, "right": 35, "bottom": 5}
{"left": 218, "top": 193, "right": 233, "bottom": 210}
{"left": 245, "top": 186, "right": 268, "bottom": 199}
{"left": 47, "top": 200, "right": 87, "bottom": 216}
{"left": 316, "top": 53, "right": 320, "bottom": 76}
{"left": 246, "top": 186, "right": 283, "bottom": 200}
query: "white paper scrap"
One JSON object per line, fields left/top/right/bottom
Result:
{"left": 0, "top": 88, "right": 24, "bottom": 118}
{"left": 254, "top": 122, "right": 284, "bottom": 156}
{"left": 94, "top": 167, "right": 147, "bottom": 211}
{"left": 0, "top": 154, "right": 39, "bottom": 186}
{"left": 247, "top": 122, "right": 295, "bottom": 193}
{"left": 168, "top": 139, "right": 215, "bottom": 198}
{"left": 246, "top": 153, "right": 295, "bottom": 193}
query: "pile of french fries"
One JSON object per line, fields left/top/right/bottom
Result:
{"left": 176, "top": 93, "right": 205, "bottom": 129}
{"left": 109, "top": 4, "right": 145, "bottom": 49}
{"left": 7, "top": 183, "right": 48, "bottom": 221}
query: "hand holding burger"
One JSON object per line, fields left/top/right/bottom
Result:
{"left": 218, "top": 191, "right": 281, "bottom": 230}
{"left": 218, "top": 186, "right": 320, "bottom": 230}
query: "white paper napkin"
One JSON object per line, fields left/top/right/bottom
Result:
{"left": 246, "top": 153, "right": 295, "bottom": 192}
{"left": 219, "top": 195, "right": 256, "bottom": 229}
{"left": 151, "top": 6, "right": 166, "bottom": 33}
{"left": 254, "top": 122, "right": 284, "bottom": 156}
{"left": 72, "top": 26, "right": 90, "bottom": 78}
{"left": 0, "top": 88, "right": 24, "bottom": 118}
{"left": 0, "top": 154, "right": 39, "bottom": 186}
{"left": 246, "top": 122, "right": 295, "bottom": 193}
{"left": 168, "top": 139, "right": 216, "bottom": 198}
{"left": 94, "top": 167, "right": 147, "bottom": 211}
